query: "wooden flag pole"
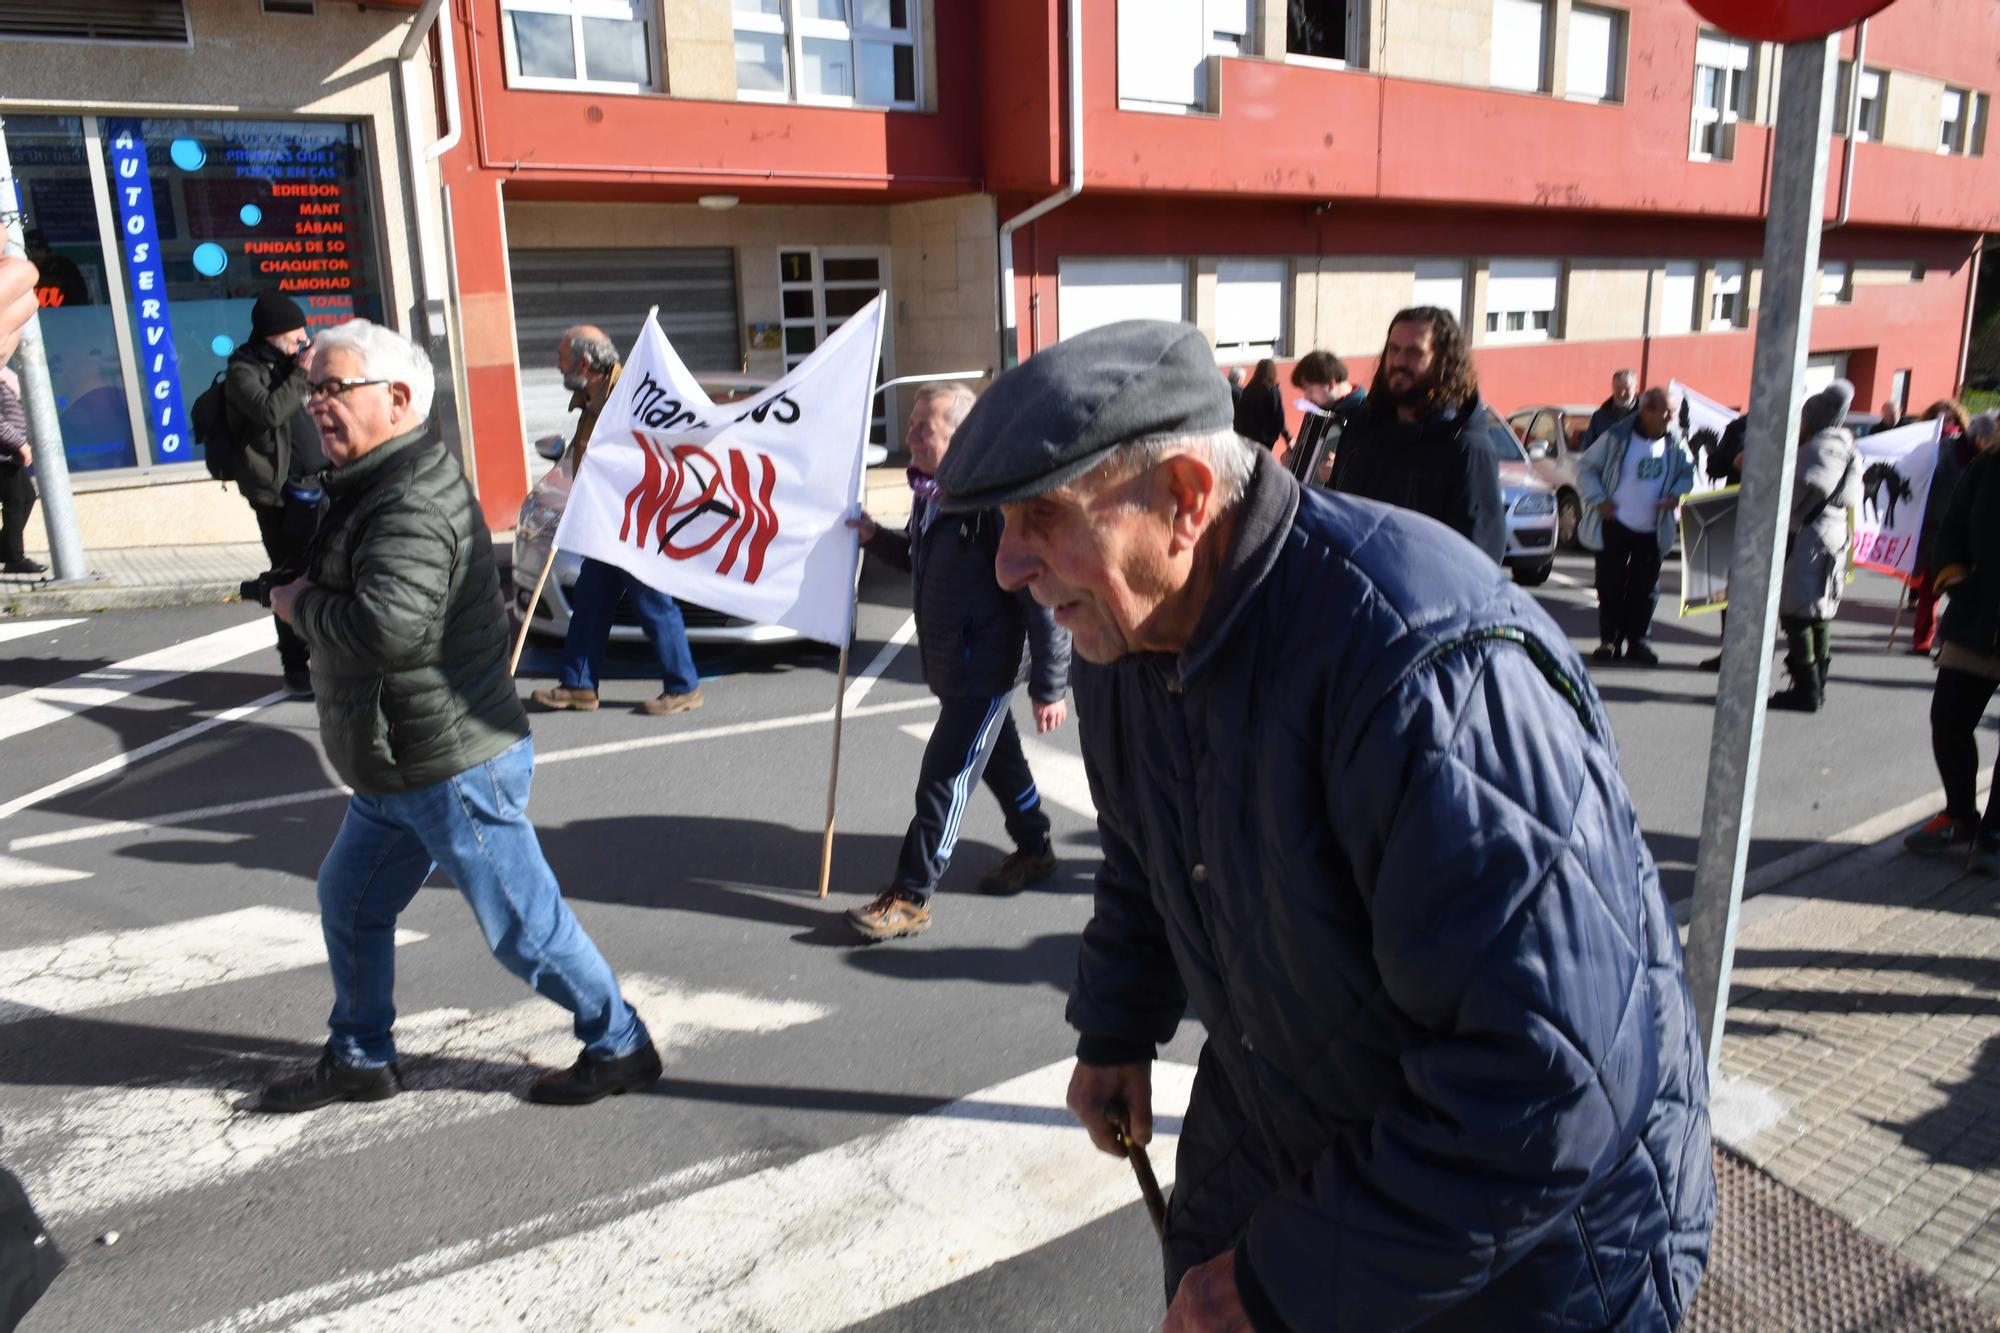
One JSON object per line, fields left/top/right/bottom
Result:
{"left": 816, "top": 612, "right": 855, "bottom": 900}
{"left": 509, "top": 541, "right": 559, "bottom": 675}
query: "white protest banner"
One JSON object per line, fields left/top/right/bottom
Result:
{"left": 1670, "top": 380, "right": 1737, "bottom": 442}
{"left": 1851, "top": 418, "right": 1942, "bottom": 582}
{"left": 554, "top": 298, "right": 886, "bottom": 648}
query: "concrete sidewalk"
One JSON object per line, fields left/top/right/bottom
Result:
{"left": 1706, "top": 818, "right": 2000, "bottom": 1318}
{"left": 0, "top": 542, "right": 267, "bottom": 615}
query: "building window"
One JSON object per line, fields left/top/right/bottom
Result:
{"left": 0, "top": 0, "right": 189, "bottom": 44}
{"left": 734, "top": 0, "right": 919, "bottom": 109}
{"left": 1412, "top": 259, "right": 1467, "bottom": 325}
{"left": 1971, "top": 93, "right": 1990, "bottom": 156}
{"left": 1117, "top": 0, "right": 1209, "bottom": 112}
{"left": 1489, "top": 0, "right": 1548, "bottom": 94}
{"left": 1708, "top": 261, "right": 1746, "bottom": 330}
{"left": 502, "top": 0, "right": 655, "bottom": 91}
{"left": 1214, "top": 259, "right": 1287, "bottom": 358}
{"left": 1208, "top": 0, "right": 1250, "bottom": 56}
{"left": 1661, "top": 260, "right": 1698, "bottom": 336}
{"left": 1565, "top": 5, "right": 1622, "bottom": 104}
{"left": 1287, "top": 0, "right": 1366, "bottom": 67}
{"left": 1058, "top": 258, "right": 1189, "bottom": 341}
{"left": 1834, "top": 63, "right": 1883, "bottom": 141}
{"left": 1940, "top": 87, "right": 1985, "bottom": 156}
{"left": 1818, "top": 261, "right": 1850, "bottom": 306}
{"left": 1483, "top": 259, "right": 1560, "bottom": 344}
{"left": 1690, "top": 33, "right": 1752, "bottom": 161}
{"left": 778, "top": 247, "right": 893, "bottom": 441}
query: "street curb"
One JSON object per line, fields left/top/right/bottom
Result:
{"left": 2, "top": 581, "right": 244, "bottom": 616}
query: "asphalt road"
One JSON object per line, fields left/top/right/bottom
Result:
{"left": 0, "top": 546, "right": 1959, "bottom": 1332}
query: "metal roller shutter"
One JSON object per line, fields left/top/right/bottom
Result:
{"left": 508, "top": 244, "right": 741, "bottom": 452}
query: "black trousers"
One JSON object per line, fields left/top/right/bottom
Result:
{"left": 254, "top": 495, "right": 321, "bottom": 675}
{"left": 1931, "top": 667, "right": 2000, "bottom": 832}
{"left": 1594, "top": 519, "right": 1663, "bottom": 648}
{"left": 894, "top": 690, "right": 1052, "bottom": 900}
{"left": 0, "top": 463, "right": 35, "bottom": 566}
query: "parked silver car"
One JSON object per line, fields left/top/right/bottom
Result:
{"left": 1506, "top": 404, "right": 1597, "bottom": 548}
{"left": 1478, "top": 407, "right": 1559, "bottom": 587}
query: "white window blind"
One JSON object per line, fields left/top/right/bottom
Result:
{"left": 1207, "top": 0, "right": 1249, "bottom": 54}
{"left": 1119, "top": 0, "right": 1208, "bottom": 109}
{"left": 1565, "top": 5, "right": 1618, "bottom": 103}
{"left": 1483, "top": 259, "right": 1559, "bottom": 343}
{"left": 1941, "top": 88, "right": 1966, "bottom": 154}
{"left": 1215, "top": 259, "right": 1287, "bottom": 355}
{"left": 1818, "top": 261, "right": 1850, "bottom": 306}
{"left": 1413, "top": 260, "right": 1467, "bottom": 323}
{"left": 1709, "top": 261, "right": 1745, "bottom": 329}
{"left": 1490, "top": 0, "right": 1547, "bottom": 93}
{"left": 1661, "top": 261, "right": 1697, "bottom": 336}
{"left": 1059, "top": 258, "right": 1189, "bottom": 341}
{"left": 1690, "top": 33, "right": 1751, "bottom": 159}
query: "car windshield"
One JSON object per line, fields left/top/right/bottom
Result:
{"left": 1480, "top": 409, "right": 1532, "bottom": 465}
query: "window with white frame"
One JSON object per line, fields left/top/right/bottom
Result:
{"left": 1708, "top": 261, "right": 1746, "bottom": 329}
{"left": 1413, "top": 259, "right": 1467, "bottom": 325}
{"left": 1834, "top": 63, "right": 1883, "bottom": 141}
{"left": 1661, "top": 260, "right": 1698, "bottom": 336}
{"left": 1690, "top": 33, "right": 1751, "bottom": 160}
{"left": 1972, "top": 93, "right": 1991, "bottom": 156}
{"left": 1818, "top": 260, "right": 1850, "bottom": 306}
{"left": 1940, "top": 86, "right": 1977, "bottom": 155}
{"left": 734, "top": 0, "right": 919, "bottom": 109}
{"left": 1287, "top": 0, "right": 1366, "bottom": 67}
{"left": 1059, "top": 258, "right": 1189, "bottom": 341}
{"left": 1565, "top": 5, "right": 1622, "bottom": 104}
{"left": 1117, "top": 0, "right": 1246, "bottom": 111}
{"left": 1489, "top": 0, "right": 1548, "bottom": 94}
{"left": 1213, "top": 259, "right": 1287, "bottom": 358}
{"left": 1483, "top": 259, "right": 1560, "bottom": 343}
{"left": 502, "top": 0, "right": 656, "bottom": 91}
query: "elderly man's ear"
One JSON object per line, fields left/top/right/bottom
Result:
{"left": 1160, "top": 453, "right": 1222, "bottom": 556}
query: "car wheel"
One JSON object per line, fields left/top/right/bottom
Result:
{"left": 1513, "top": 558, "right": 1554, "bottom": 588}
{"left": 1556, "top": 491, "right": 1581, "bottom": 549}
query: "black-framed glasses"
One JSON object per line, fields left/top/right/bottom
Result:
{"left": 307, "top": 377, "right": 391, "bottom": 402}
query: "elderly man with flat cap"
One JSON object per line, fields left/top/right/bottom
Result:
{"left": 936, "top": 321, "right": 1715, "bottom": 1331}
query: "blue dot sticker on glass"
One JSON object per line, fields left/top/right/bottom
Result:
{"left": 211, "top": 335, "right": 234, "bottom": 358}
{"left": 169, "top": 138, "right": 206, "bottom": 172}
{"left": 192, "top": 242, "right": 229, "bottom": 278}
{"left": 239, "top": 204, "right": 263, "bottom": 227}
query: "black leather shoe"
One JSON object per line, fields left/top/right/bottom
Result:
{"left": 529, "top": 1040, "right": 663, "bottom": 1105}
{"left": 1624, "top": 641, "right": 1660, "bottom": 667}
{"left": 283, "top": 669, "right": 314, "bottom": 699}
{"left": 3, "top": 558, "right": 47, "bottom": 575}
{"left": 258, "top": 1049, "right": 402, "bottom": 1113}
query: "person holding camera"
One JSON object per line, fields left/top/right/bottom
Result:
{"left": 257, "top": 319, "right": 660, "bottom": 1112}
{"left": 224, "top": 293, "right": 327, "bottom": 698}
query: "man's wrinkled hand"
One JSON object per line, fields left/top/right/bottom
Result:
{"left": 1066, "top": 1060, "right": 1152, "bottom": 1158}
{"left": 845, "top": 511, "right": 879, "bottom": 543}
{"left": 1034, "top": 698, "right": 1068, "bottom": 733}
{"left": 1161, "top": 1251, "right": 1252, "bottom": 1333}
{"left": 268, "top": 576, "right": 311, "bottom": 626}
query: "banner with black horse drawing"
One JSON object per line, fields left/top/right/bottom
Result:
{"left": 1851, "top": 419, "right": 1943, "bottom": 583}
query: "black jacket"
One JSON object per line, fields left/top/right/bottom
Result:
{"left": 1071, "top": 451, "right": 1714, "bottom": 1330}
{"left": 224, "top": 342, "right": 320, "bottom": 508}
{"left": 292, "top": 429, "right": 530, "bottom": 795}
{"left": 1589, "top": 395, "right": 1637, "bottom": 446}
{"left": 1937, "top": 448, "right": 2000, "bottom": 657}
{"left": 1328, "top": 394, "right": 1508, "bottom": 562}
{"left": 866, "top": 488, "right": 1070, "bottom": 703}
{"left": 1233, "top": 380, "right": 1288, "bottom": 449}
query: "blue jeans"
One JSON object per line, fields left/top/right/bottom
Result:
{"left": 561, "top": 556, "right": 698, "bottom": 694}
{"left": 316, "top": 736, "right": 648, "bottom": 1067}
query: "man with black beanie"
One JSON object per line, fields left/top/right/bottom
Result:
{"left": 225, "top": 292, "right": 327, "bottom": 697}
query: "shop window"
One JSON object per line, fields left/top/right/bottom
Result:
{"left": 1287, "top": 0, "right": 1365, "bottom": 66}
{"left": 1214, "top": 259, "right": 1286, "bottom": 359}
{"left": 0, "top": 0, "right": 188, "bottom": 45}
{"left": 1565, "top": 5, "right": 1622, "bottom": 104}
{"left": 1489, "top": 0, "right": 1548, "bottom": 94}
{"left": 1483, "top": 259, "right": 1560, "bottom": 345}
{"left": 1690, "top": 33, "right": 1752, "bottom": 161}
{"left": 1834, "top": 63, "right": 1883, "bottom": 141}
{"left": 1708, "top": 261, "right": 1746, "bottom": 330}
{"left": 734, "top": 0, "right": 918, "bottom": 110}
{"left": 1412, "top": 259, "right": 1467, "bottom": 325}
{"left": 501, "top": 0, "right": 655, "bottom": 92}
{"left": 1661, "top": 260, "right": 1698, "bottom": 336}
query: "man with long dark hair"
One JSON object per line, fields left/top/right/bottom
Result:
{"left": 1327, "top": 306, "right": 1507, "bottom": 562}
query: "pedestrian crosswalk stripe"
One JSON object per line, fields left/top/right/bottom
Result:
{"left": 285, "top": 1058, "right": 1196, "bottom": 1332}
{"left": 7, "top": 976, "right": 826, "bottom": 1221}
{"left": 899, "top": 718, "right": 1097, "bottom": 819}
{"left": 0, "top": 617, "right": 276, "bottom": 747}
{"left": 0, "top": 906, "right": 421, "bottom": 1025}
{"left": 0, "top": 617, "right": 86, "bottom": 645}
{"left": 0, "top": 852, "right": 91, "bottom": 891}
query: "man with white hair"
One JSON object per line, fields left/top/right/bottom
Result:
{"left": 259, "top": 319, "right": 661, "bottom": 1111}
{"left": 939, "top": 320, "right": 1713, "bottom": 1330}
{"left": 841, "top": 382, "right": 1072, "bottom": 940}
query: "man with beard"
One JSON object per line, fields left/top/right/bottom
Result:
{"left": 1588, "top": 368, "right": 1640, "bottom": 445}
{"left": 1326, "top": 306, "right": 1507, "bottom": 563}
{"left": 936, "top": 320, "right": 1715, "bottom": 1330}
{"left": 531, "top": 325, "right": 705, "bottom": 718}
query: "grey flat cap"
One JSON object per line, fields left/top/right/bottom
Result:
{"left": 1801, "top": 378, "right": 1855, "bottom": 434}
{"left": 936, "top": 320, "right": 1235, "bottom": 511}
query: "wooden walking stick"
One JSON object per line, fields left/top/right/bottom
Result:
{"left": 1108, "top": 1106, "right": 1168, "bottom": 1240}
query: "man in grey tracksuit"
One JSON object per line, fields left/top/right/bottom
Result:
{"left": 843, "top": 383, "right": 1072, "bottom": 941}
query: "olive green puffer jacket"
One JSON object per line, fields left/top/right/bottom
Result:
{"left": 291, "top": 429, "right": 529, "bottom": 795}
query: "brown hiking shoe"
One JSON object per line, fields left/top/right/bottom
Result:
{"left": 638, "top": 688, "right": 705, "bottom": 717}
{"left": 531, "top": 686, "right": 600, "bottom": 712}
{"left": 977, "top": 844, "right": 1058, "bottom": 895}
{"left": 846, "top": 888, "right": 931, "bottom": 941}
